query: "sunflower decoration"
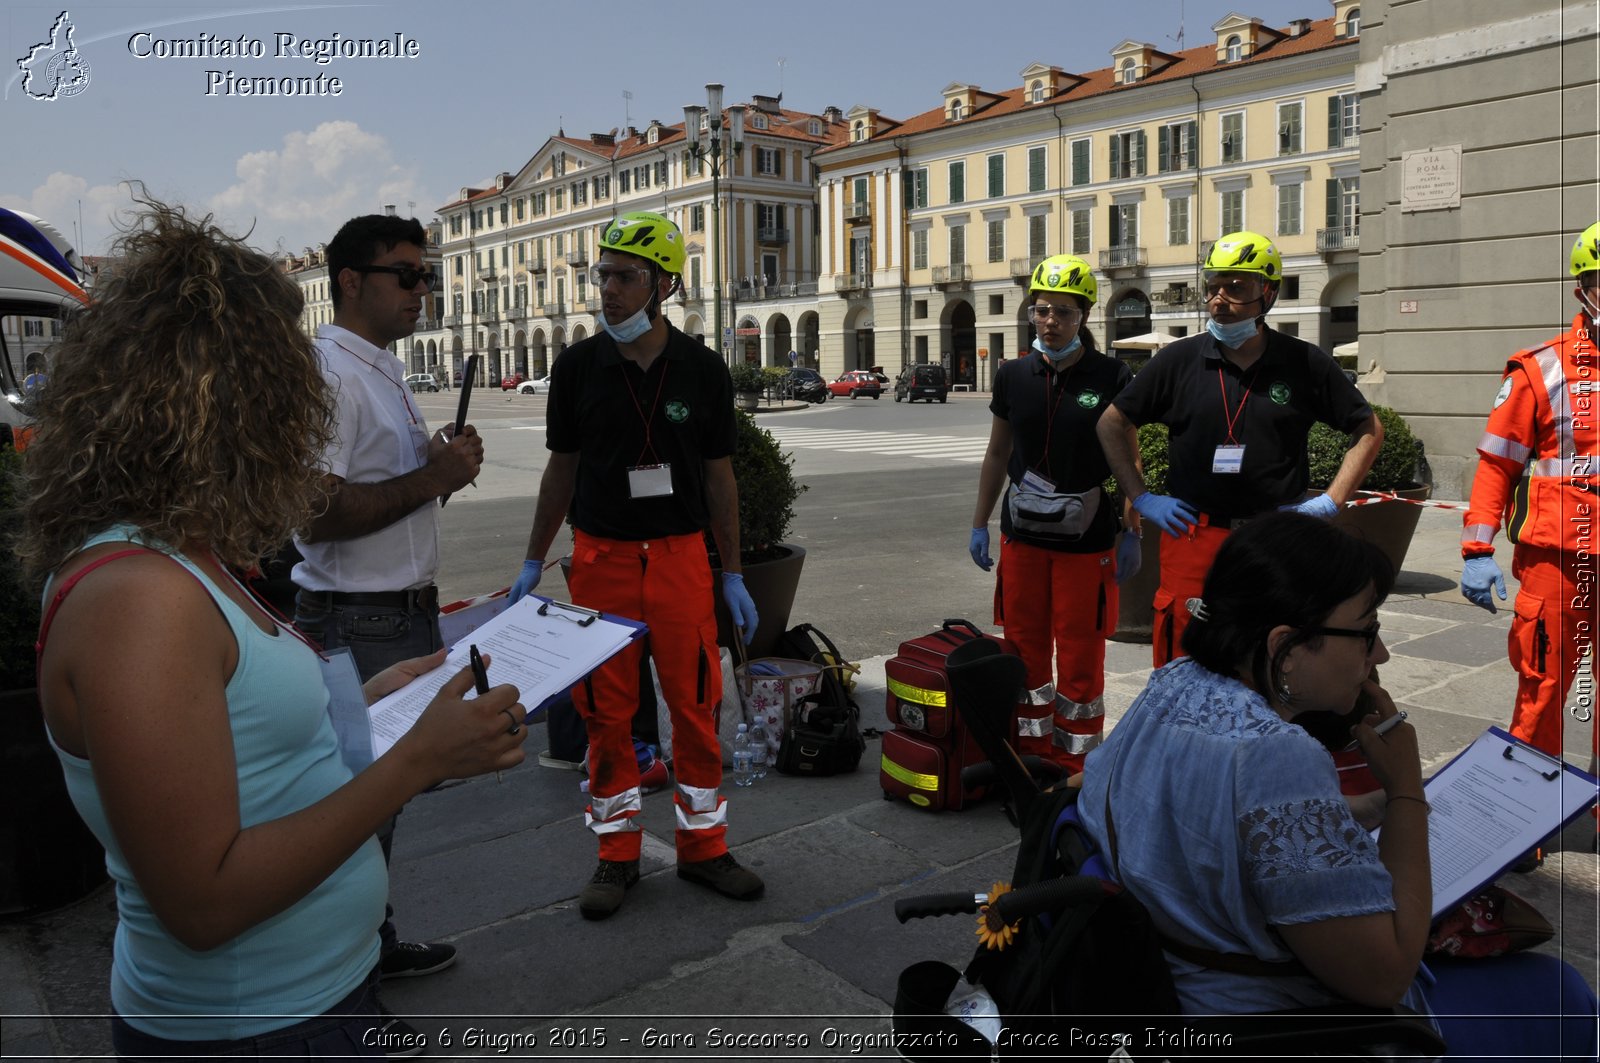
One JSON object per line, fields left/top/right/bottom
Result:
{"left": 975, "top": 880, "right": 1021, "bottom": 952}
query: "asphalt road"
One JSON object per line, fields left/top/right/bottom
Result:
{"left": 418, "top": 388, "right": 1000, "bottom": 661}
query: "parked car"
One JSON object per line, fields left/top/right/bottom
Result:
{"left": 894, "top": 363, "right": 950, "bottom": 403}
{"left": 782, "top": 367, "right": 828, "bottom": 404}
{"left": 404, "top": 373, "right": 439, "bottom": 393}
{"left": 516, "top": 375, "right": 552, "bottom": 395}
{"left": 500, "top": 373, "right": 526, "bottom": 391}
{"left": 827, "top": 370, "right": 882, "bottom": 399}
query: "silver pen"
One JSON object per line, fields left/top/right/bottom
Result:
{"left": 1371, "top": 710, "right": 1408, "bottom": 736}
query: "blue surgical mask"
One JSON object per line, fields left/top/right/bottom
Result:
{"left": 1032, "top": 335, "right": 1082, "bottom": 363}
{"left": 602, "top": 303, "right": 653, "bottom": 345}
{"left": 1208, "top": 316, "right": 1259, "bottom": 349}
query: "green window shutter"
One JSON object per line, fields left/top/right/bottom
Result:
{"left": 1186, "top": 121, "right": 1199, "bottom": 168}
{"left": 1157, "top": 126, "right": 1171, "bottom": 172}
{"left": 1328, "top": 97, "right": 1342, "bottom": 148}
{"left": 1109, "top": 135, "right": 1123, "bottom": 179}
{"left": 1134, "top": 130, "right": 1148, "bottom": 176}
{"left": 1325, "top": 179, "right": 1340, "bottom": 228}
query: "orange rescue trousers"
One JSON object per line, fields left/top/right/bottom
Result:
{"left": 995, "top": 537, "right": 1117, "bottom": 772}
{"left": 1507, "top": 545, "right": 1596, "bottom": 760}
{"left": 1151, "top": 522, "right": 1232, "bottom": 668}
{"left": 568, "top": 530, "right": 728, "bottom": 863}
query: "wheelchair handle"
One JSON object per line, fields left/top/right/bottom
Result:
{"left": 990, "top": 875, "right": 1115, "bottom": 922}
{"left": 895, "top": 892, "right": 986, "bottom": 923}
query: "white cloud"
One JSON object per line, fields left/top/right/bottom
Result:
{"left": 207, "top": 121, "right": 431, "bottom": 253}
{"left": 0, "top": 173, "right": 137, "bottom": 257}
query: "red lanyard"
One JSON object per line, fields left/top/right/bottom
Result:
{"left": 333, "top": 339, "right": 418, "bottom": 426}
{"left": 625, "top": 360, "right": 670, "bottom": 465}
{"left": 1216, "top": 364, "right": 1260, "bottom": 445}
{"left": 1034, "top": 358, "right": 1075, "bottom": 478}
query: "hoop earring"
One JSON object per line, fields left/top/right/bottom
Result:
{"left": 1276, "top": 675, "right": 1294, "bottom": 704}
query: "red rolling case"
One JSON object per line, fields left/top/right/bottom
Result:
{"left": 881, "top": 619, "right": 1020, "bottom": 810}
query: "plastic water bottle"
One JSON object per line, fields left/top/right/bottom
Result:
{"left": 747, "top": 719, "right": 770, "bottom": 779}
{"left": 732, "top": 724, "right": 754, "bottom": 787}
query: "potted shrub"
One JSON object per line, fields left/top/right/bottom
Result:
{"left": 0, "top": 443, "right": 107, "bottom": 916}
{"left": 1107, "top": 422, "right": 1168, "bottom": 643}
{"left": 1308, "top": 404, "right": 1431, "bottom": 574}
{"left": 708, "top": 410, "right": 808, "bottom": 656}
{"left": 729, "top": 362, "right": 766, "bottom": 411}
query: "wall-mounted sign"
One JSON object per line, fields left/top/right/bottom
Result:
{"left": 736, "top": 327, "right": 760, "bottom": 336}
{"left": 1400, "top": 300, "right": 1419, "bottom": 314}
{"left": 1114, "top": 297, "right": 1148, "bottom": 318}
{"left": 1400, "top": 145, "right": 1462, "bottom": 212}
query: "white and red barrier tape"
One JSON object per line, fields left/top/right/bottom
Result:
{"left": 1343, "top": 490, "right": 1469, "bottom": 512}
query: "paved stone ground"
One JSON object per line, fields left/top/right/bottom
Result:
{"left": 3, "top": 505, "right": 1596, "bottom": 1060}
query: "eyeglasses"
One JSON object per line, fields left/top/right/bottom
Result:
{"left": 1304, "top": 621, "right": 1382, "bottom": 655}
{"left": 352, "top": 265, "right": 439, "bottom": 292}
{"left": 590, "top": 265, "right": 654, "bottom": 289}
{"left": 1203, "top": 277, "right": 1264, "bottom": 304}
{"left": 1027, "top": 304, "right": 1082, "bottom": 323}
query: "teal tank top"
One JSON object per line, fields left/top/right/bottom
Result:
{"left": 47, "top": 526, "right": 385, "bottom": 1039}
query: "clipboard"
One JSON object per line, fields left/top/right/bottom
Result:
{"left": 439, "top": 353, "right": 478, "bottom": 508}
{"left": 1397, "top": 726, "right": 1600, "bottom": 918}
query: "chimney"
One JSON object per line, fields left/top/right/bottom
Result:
{"left": 824, "top": 105, "right": 843, "bottom": 123}
{"left": 590, "top": 131, "right": 615, "bottom": 147}
{"left": 752, "top": 94, "right": 782, "bottom": 114}
{"left": 383, "top": 204, "right": 396, "bottom": 216}
{"left": 1288, "top": 18, "right": 1311, "bottom": 36}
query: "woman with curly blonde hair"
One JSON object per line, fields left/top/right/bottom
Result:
{"left": 23, "top": 200, "right": 526, "bottom": 1057}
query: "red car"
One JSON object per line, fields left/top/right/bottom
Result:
{"left": 827, "top": 370, "right": 882, "bottom": 399}
{"left": 499, "top": 373, "right": 526, "bottom": 391}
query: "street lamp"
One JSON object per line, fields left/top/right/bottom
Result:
{"left": 683, "top": 82, "right": 743, "bottom": 364}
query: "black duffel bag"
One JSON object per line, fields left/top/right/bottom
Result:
{"left": 775, "top": 691, "right": 865, "bottom": 776}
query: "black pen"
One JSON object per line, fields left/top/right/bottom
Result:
{"left": 469, "top": 644, "right": 501, "bottom": 782}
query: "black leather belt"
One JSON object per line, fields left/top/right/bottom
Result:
{"left": 1198, "top": 512, "right": 1259, "bottom": 531}
{"left": 298, "top": 586, "right": 439, "bottom": 611}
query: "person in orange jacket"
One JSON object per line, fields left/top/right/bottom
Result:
{"left": 1461, "top": 223, "right": 1600, "bottom": 764}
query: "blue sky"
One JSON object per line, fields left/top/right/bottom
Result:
{"left": 3, "top": 0, "right": 1321, "bottom": 258}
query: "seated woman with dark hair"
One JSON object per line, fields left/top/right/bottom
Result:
{"left": 23, "top": 200, "right": 527, "bottom": 1057}
{"left": 1078, "top": 512, "right": 1596, "bottom": 1059}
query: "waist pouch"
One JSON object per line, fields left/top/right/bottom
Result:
{"left": 1007, "top": 485, "right": 1101, "bottom": 538}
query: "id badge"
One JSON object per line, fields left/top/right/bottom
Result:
{"left": 407, "top": 423, "right": 430, "bottom": 467}
{"left": 1019, "top": 469, "right": 1056, "bottom": 494}
{"left": 318, "top": 647, "right": 374, "bottom": 775}
{"left": 628, "top": 463, "right": 674, "bottom": 498}
{"left": 1212, "top": 444, "right": 1246, "bottom": 475}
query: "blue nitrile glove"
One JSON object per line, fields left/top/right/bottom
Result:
{"left": 1114, "top": 530, "right": 1142, "bottom": 585}
{"left": 722, "top": 572, "right": 759, "bottom": 643}
{"left": 1461, "top": 555, "right": 1507, "bottom": 613}
{"left": 508, "top": 559, "right": 543, "bottom": 604}
{"left": 1132, "top": 492, "right": 1199, "bottom": 537}
{"left": 969, "top": 527, "right": 993, "bottom": 571}
{"left": 1280, "top": 492, "right": 1340, "bottom": 520}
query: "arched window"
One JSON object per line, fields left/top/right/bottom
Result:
{"left": 1119, "top": 58, "right": 1136, "bottom": 84}
{"left": 1346, "top": 8, "right": 1360, "bottom": 36}
{"left": 852, "top": 120, "right": 866, "bottom": 142}
{"left": 949, "top": 101, "right": 963, "bottom": 121}
{"left": 1029, "top": 79, "right": 1045, "bottom": 103}
{"left": 1225, "top": 35, "right": 1242, "bottom": 62}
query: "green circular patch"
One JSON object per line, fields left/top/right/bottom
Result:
{"left": 1268, "top": 381, "right": 1291, "bottom": 406}
{"left": 664, "top": 399, "right": 690, "bottom": 423}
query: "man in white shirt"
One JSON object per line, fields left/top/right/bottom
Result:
{"left": 292, "top": 214, "right": 482, "bottom": 1049}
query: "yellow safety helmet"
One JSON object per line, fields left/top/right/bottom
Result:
{"left": 1570, "top": 222, "right": 1600, "bottom": 277}
{"left": 1028, "top": 254, "right": 1098, "bottom": 308}
{"left": 598, "top": 211, "right": 685, "bottom": 275}
{"left": 1204, "top": 230, "right": 1283, "bottom": 284}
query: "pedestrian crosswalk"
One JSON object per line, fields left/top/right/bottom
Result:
{"left": 763, "top": 425, "right": 989, "bottom": 463}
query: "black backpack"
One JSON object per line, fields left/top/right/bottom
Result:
{"left": 770, "top": 624, "right": 866, "bottom": 776}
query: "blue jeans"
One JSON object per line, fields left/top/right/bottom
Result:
{"left": 293, "top": 591, "right": 442, "bottom": 955}
{"left": 111, "top": 968, "right": 382, "bottom": 1059}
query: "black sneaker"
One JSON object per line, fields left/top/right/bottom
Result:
{"left": 379, "top": 940, "right": 457, "bottom": 980}
{"left": 579, "top": 858, "right": 640, "bottom": 920}
{"left": 677, "top": 852, "right": 765, "bottom": 900}
{"left": 374, "top": 1006, "right": 427, "bottom": 1059}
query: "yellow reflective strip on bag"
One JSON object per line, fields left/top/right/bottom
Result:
{"left": 880, "top": 754, "right": 939, "bottom": 792}
{"left": 886, "top": 677, "right": 947, "bottom": 707}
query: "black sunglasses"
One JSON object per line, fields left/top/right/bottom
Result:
{"left": 1303, "top": 621, "right": 1382, "bottom": 654}
{"left": 352, "top": 265, "right": 439, "bottom": 292}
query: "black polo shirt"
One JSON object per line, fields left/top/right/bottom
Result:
{"left": 991, "top": 347, "right": 1131, "bottom": 552}
{"left": 547, "top": 324, "right": 735, "bottom": 541}
{"left": 1111, "top": 329, "right": 1372, "bottom": 520}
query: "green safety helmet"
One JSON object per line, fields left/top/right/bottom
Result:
{"left": 1028, "top": 254, "right": 1098, "bottom": 308}
{"left": 1204, "top": 230, "right": 1283, "bottom": 284}
{"left": 598, "top": 211, "right": 685, "bottom": 275}
{"left": 1570, "top": 222, "right": 1600, "bottom": 277}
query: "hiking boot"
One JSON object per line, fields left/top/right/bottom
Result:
{"left": 379, "top": 940, "right": 457, "bottom": 980}
{"left": 676, "top": 852, "right": 765, "bottom": 900}
{"left": 578, "top": 859, "right": 639, "bottom": 920}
